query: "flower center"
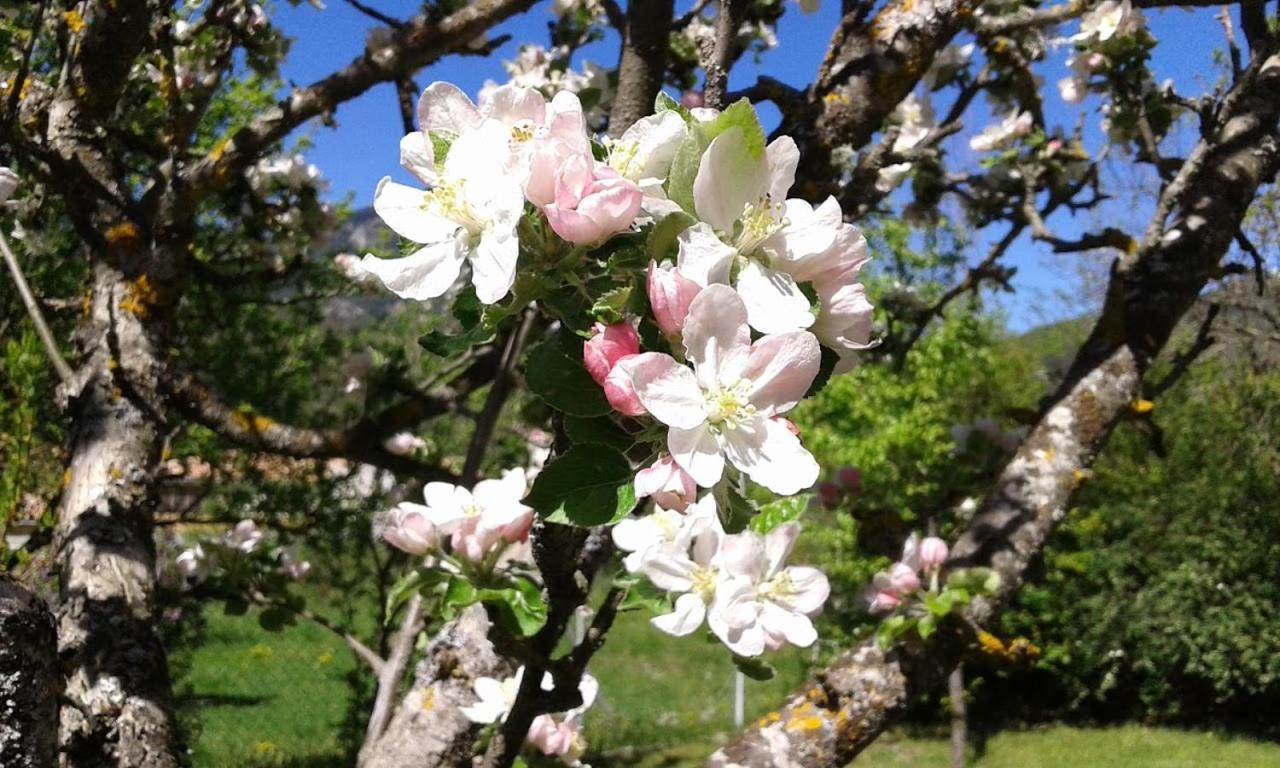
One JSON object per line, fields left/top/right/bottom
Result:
{"left": 759, "top": 571, "right": 794, "bottom": 602}
{"left": 705, "top": 382, "right": 755, "bottom": 429}
{"left": 732, "top": 196, "right": 786, "bottom": 255}
{"left": 509, "top": 120, "right": 537, "bottom": 147}
{"left": 607, "top": 138, "right": 642, "bottom": 179}
{"left": 691, "top": 566, "right": 719, "bottom": 602}
{"left": 422, "top": 179, "right": 486, "bottom": 234}
{"left": 463, "top": 503, "right": 484, "bottom": 519}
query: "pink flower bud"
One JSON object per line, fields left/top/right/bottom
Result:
{"left": 647, "top": 261, "right": 702, "bottom": 339}
{"left": 888, "top": 562, "right": 921, "bottom": 594}
{"left": 635, "top": 456, "right": 696, "bottom": 512}
{"left": 920, "top": 536, "right": 949, "bottom": 572}
{"left": 603, "top": 357, "right": 647, "bottom": 416}
{"left": 836, "top": 466, "right": 862, "bottom": 494}
{"left": 583, "top": 322, "right": 640, "bottom": 385}
{"left": 527, "top": 715, "right": 576, "bottom": 757}
{"left": 867, "top": 589, "right": 901, "bottom": 613}
{"left": 681, "top": 91, "right": 705, "bottom": 109}
{"left": 382, "top": 504, "right": 438, "bottom": 555}
{"left": 817, "top": 481, "right": 841, "bottom": 509}
{"left": 545, "top": 155, "right": 642, "bottom": 244}
{"left": 451, "top": 518, "right": 502, "bottom": 562}
{"left": 498, "top": 509, "right": 535, "bottom": 544}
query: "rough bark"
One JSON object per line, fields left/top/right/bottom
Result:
{"left": 56, "top": 263, "right": 178, "bottom": 768}
{"left": 0, "top": 576, "right": 61, "bottom": 768}
{"left": 360, "top": 605, "right": 508, "bottom": 768}
{"left": 608, "top": 0, "right": 675, "bottom": 137}
{"left": 787, "top": 0, "right": 971, "bottom": 196}
{"left": 708, "top": 48, "right": 1280, "bottom": 768}
{"left": 948, "top": 665, "right": 966, "bottom": 768}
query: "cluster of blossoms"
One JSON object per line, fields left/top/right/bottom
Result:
{"left": 378, "top": 469, "right": 534, "bottom": 567}
{"left": 169, "top": 519, "right": 312, "bottom": 587}
{"left": 969, "top": 110, "right": 1034, "bottom": 153}
{"left": 483, "top": 44, "right": 611, "bottom": 124}
{"left": 463, "top": 668, "right": 598, "bottom": 766}
{"left": 613, "top": 496, "right": 830, "bottom": 657}
{"left": 865, "top": 533, "right": 949, "bottom": 613}
{"left": 877, "top": 92, "right": 936, "bottom": 193}
{"left": 1057, "top": 0, "right": 1146, "bottom": 105}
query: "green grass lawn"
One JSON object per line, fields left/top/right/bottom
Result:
{"left": 177, "top": 602, "right": 1280, "bottom": 767}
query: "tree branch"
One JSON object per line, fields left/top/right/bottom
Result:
{"left": 609, "top": 0, "right": 675, "bottom": 136}
{"left": 0, "top": 229, "right": 74, "bottom": 384}
{"left": 181, "top": 0, "right": 538, "bottom": 204}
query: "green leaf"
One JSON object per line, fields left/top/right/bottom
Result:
{"left": 419, "top": 288, "right": 495, "bottom": 357}
{"left": 733, "top": 654, "right": 776, "bottom": 681}
{"left": 708, "top": 99, "right": 766, "bottom": 159}
{"left": 917, "top": 613, "right": 937, "bottom": 640}
{"left": 443, "top": 575, "right": 478, "bottom": 609}
{"left": 525, "top": 330, "right": 612, "bottom": 417}
{"left": 712, "top": 477, "right": 757, "bottom": 533}
{"left": 646, "top": 211, "right": 695, "bottom": 262}
{"left": 479, "top": 576, "right": 548, "bottom": 636}
{"left": 563, "top": 414, "right": 634, "bottom": 452}
{"left": 875, "top": 615, "right": 908, "bottom": 649}
{"left": 665, "top": 130, "right": 710, "bottom": 215}
{"left": 526, "top": 445, "right": 635, "bottom": 526}
{"left": 591, "top": 286, "right": 632, "bottom": 324}
{"left": 385, "top": 569, "right": 440, "bottom": 619}
{"left": 947, "top": 567, "right": 1001, "bottom": 596}
{"left": 749, "top": 494, "right": 810, "bottom": 533}
{"left": 654, "top": 90, "right": 692, "bottom": 122}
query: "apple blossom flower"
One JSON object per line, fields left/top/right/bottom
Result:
{"left": 920, "top": 536, "right": 949, "bottom": 573}
{"left": 544, "top": 155, "right": 643, "bottom": 244}
{"left": 602, "top": 356, "right": 647, "bottom": 416}
{"left": 414, "top": 469, "right": 533, "bottom": 562}
{"left": 646, "top": 261, "right": 702, "bottom": 340}
{"left": 175, "top": 545, "right": 205, "bottom": 578}
{"left": 639, "top": 502, "right": 730, "bottom": 637}
{"left": 876, "top": 93, "right": 935, "bottom": 193}
{"left": 633, "top": 455, "right": 697, "bottom": 512}
{"left": 1072, "top": 0, "right": 1143, "bottom": 43}
{"left": 614, "top": 493, "right": 715, "bottom": 573}
{"left": 360, "top": 120, "right": 524, "bottom": 304}
{"left": 583, "top": 322, "right": 640, "bottom": 385}
{"left": 226, "top": 520, "right": 263, "bottom": 553}
{"left": 381, "top": 502, "right": 439, "bottom": 555}
{"left": 523, "top": 92, "right": 592, "bottom": 207}
{"left": 709, "top": 522, "right": 831, "bottom": 656}
{"left": 0, "top": 167, "right": 19, "bottom": 203}
{"left": 463, "top": 667, "right": 597, "bottom": 730}
{"left": 279, "top": 548, "right": 312, "bottom": 581}
{"left": 624, "top": 285, "right": 821, "bottom": 495}
{"left": 865, "top": 572, "right": 903, "bottom": 613}
{"left": 402, "top": 81, "right": 550, "bottom": 183}
{"left": 606, "top": 111, "right": 688, "bottom": 215}
{"left": 888, "top": 561, "right": 921, "bottom": 593}
{"left": 675, "top": 129, "right": 815, "bottom": 333}
{"left": 383, "top": 431, "right": 427, "bottom": 456}
{"left": 969, "top": 111, "right": 1034, "bottom": 153}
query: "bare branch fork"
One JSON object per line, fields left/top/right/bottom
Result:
{"left": 0, "top": 229, "right": 74, "bottom": 383}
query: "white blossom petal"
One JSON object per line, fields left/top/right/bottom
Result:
{"left": 627, "top": 353, "right": 706, "bottom": 429}
{"left": 357, "top": 236, "right": 466, "bottom": 302}
{"left": 735, "top": 260, "right": 815, "bottom": 334}
{"left": 668, "top": 424, "right": 725, "bottom": 488}
{"left": 721, "top": 416, "right": 818, "bottom": 495}
{"left": 651, "top": 593, "right": 708, "bottom": 636}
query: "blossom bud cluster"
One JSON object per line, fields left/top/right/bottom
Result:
{"left": 866, "top": 533, "right": 950, "bottom": 613}
{"left": 171, "top": 519, "right": 312, "bottom": 587}
{"left": 463, "top": 667, "right": 598, "bottom": 766}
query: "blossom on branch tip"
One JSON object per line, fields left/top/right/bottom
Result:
{"left": 381, "top": 503, "right": 439, "bottom": 556}
{"left": 544, "top": 155, "right": 643, "bottom": 244}
{"left": 625, "top": 285, "right": 821, "bottom": 495}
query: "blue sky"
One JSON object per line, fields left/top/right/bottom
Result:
{"left": 270, "top": 2, "right": 1230, "bottom": 331}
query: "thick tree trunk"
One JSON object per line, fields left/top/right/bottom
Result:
{"left": 56, "top": 263, "right": 179, "bottom": 768}
{"left": 608, "top": 0, "right": 675, "bottom": 137}
{"left": 0, "top": 576, "right": 61, "bottom": 768}
{"left": 361, "top": 605, "right": 507, "bottom": 768}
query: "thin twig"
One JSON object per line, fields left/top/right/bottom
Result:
{"left": 248, "top": 589, "right": 385, "bottom": 674}
{"left": 1150, "top": 303, "right": 1220, "bottom": 396}
{"left": 0, "top": 230, "right": 73, "bottom": 383}
{"left": 342, "top": 0, "right": 404, "bottom": 29}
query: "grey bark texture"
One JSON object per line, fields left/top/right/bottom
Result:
{"left": 608, "top": 0, "right": 675, "bottom": 137}
{"left": 0, "top": 576, "right": 61, "bottom": 768}
{"left": 708, "top": 46, "right": 1280, "bottom": 768}
{"left": 360, "top": 605, "right": 509, "bottom": 768}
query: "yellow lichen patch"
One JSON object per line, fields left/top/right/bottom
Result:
{"left": 1131, "top": 399, "right": 1155, "bottom": 414}
{"left": 786, "top": 713, "right": 826, "bottom": 733}
{"left": 111, "top": 387, "right": 122, "bottom": 400}
{"left": 62, "top": 10, "right": 86, "bottom": 33}
{"left": 109, "top": 467, "right": 122, "bottom": 480}
{"left": 251, "top": 415, "right": 274, "bottom": 432}
{"left": 230, "top": 410, "right": 253, "bottom": 432}
{"left": 209, "top": 139, "right": 232, "bottom": 163}
{"left": 120, "top": 274, "right": 158, "bottom": 318}
{"left": 421, "top": 685, "right": 436, "bottom": 712}
{"left": 82, "top": 290, "right": 94, "bottom": 318}
{"left": 107, "top": 356, "right": 118, "bottom": 371}
{"left": 62, "top": 468, "right": 72, "bottom": 488}
{"left": 977, "top": 629, "right": 1006, "bottom": 656}
{"left": 1125, "top": 237, "right": 1140, "bottom": 256}
{"left": 823, "top": 91, "right": 850, "bottom": 105}
{"left": 106, "top": 221, "right": 142, "bottom": 251}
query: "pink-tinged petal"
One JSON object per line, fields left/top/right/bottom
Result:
{"left": 579, "top": 176, "right": 642, "bottom": 229}
{"left": 372, "top": 177, "right": 456, "bottom": 244}
{"left": 888, "top": 562, "right": 920, "bottom": 593}
{"left": 676, "top": 223, "right": 737, "bottom": 287}
{"left": 900, "top": 533, "right": 921, "bottom": 571}
{"left": 761, "top": 602, "right": 817, "bottom": 647}
{"left": 604, "top": 357, "right": 648, "bottom": 416}
{"left": 553, "top": 153, "right": 593, "bottom": 208}
{"left": 742, "top": 330, "right": 821, "bottom": 416}
{"left": 783, "top": 566, "right": 830, "bottom": 614}
{"left": 635, "top": 456, "right": 696, "bottom": 512}
{"left": 735, "top": 260, "right": 815, "bottom": 334}
{"left": 920, "top": 537, "right": 949, "bottom": 572}
{"left": 399, "top": 132, "right": 437, "bottom": 185}
{"left": 626, "top": 353, "right": 705, "bottom": 428}
{"left": 651, "top": 593, "right": 707, "bottom": 636}
{"left": 647, "top": 261, "right": 703, "bottom": 339}
{"left": 583, "top": 323, "right": 640, "bottom": 385}
{"left": 641, "top": 552, "right": 696, "bottom": 592}
{"left": 668, "top": 424, "right": 725, "bottom": 488}
{"left": 478, "top": 83, "right": 546, "bottom": 125}
{"left": 721, "top": 416, "right": 819, "bottom": 496}
{"left": 765, "top": 136, "right": 800, "bottom": 203}
{"left": 682, "top": 284, "right": 751, "bottom": 388}
{"left": 417, "top": 81, "right": 481, "bottom": 135}
{"left": 357, "top": 237, "right": 466, "bottom": 302}
{"left": 693, "top": 127, "right": 768, "bottom": 234}
{"left": 471, "top": 226, "right": 519, "bottom": 304}
{"left": 545, "top": 203, "right": 602, "bottom": 245}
